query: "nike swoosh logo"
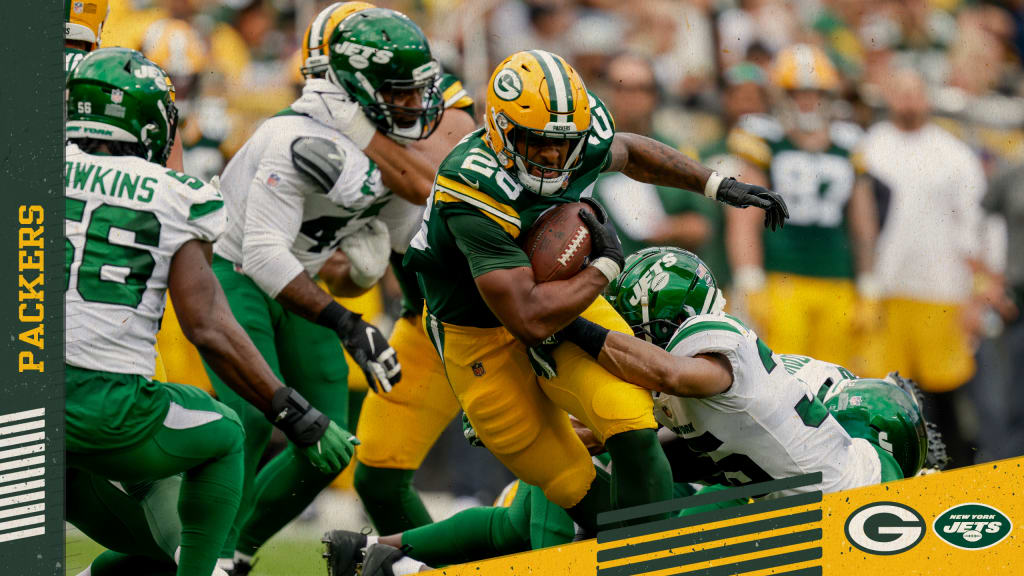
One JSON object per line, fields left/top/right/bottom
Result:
{"left": 366, "top": 327, "right": 377, "bottom": 355}
{"left": 458, "top": 174, "right": 480, "bottom": 189}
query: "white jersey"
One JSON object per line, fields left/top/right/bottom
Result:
{"left": 779, "top": 353, "right": 857, "bottom": 400}
{"left": 65, "top": 144, "right": 226, "bottom": 378}
{"left": 654, "top": 313, "right": 880, "bottom": 496}
{"left": 214, "top": 112, "right": 421, "bottom": 298}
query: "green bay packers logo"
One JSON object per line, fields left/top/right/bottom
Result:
{"left": 334, "top": 41, "right": 393, "bottom": 70}
{"left": 933, "top": 503, "right": 1011, "bottom": 550}
{"left": 844, "top": 502, "right": 925, "bottom": 555}
{"left": 493, "top": 69, "right": 522, "bottom": 101}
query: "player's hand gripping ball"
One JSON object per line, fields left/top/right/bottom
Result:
{"left": 522, "top": 201, "right": 595, "bottom": 282}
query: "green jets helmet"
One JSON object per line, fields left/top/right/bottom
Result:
{"left": 326, "top": 7, "right": 444, "bottom": 141}
{"left": 823, "top": 377, "right": 928, "bottom": 479}
{"left": 66, "top": 48, "right": 178, "bottom": 166}
{"left": 605, "top": 247, "right": 726, "bottom": 347}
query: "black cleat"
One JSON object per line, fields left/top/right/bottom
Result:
{"left": 361, "top": 544, "right": 407, "bottom": 576}
{"left": 322, "top": 530, "right": 368, "bottom": 576}
{"left": 227, "top": 557, "right": 255, "bottom": 576}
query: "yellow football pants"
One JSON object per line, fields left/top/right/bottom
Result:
{"left": 754, "top": 273, "right": 858, "bottom": 368}
{"left": 426, "top": 297, "right": 657, "bottom": 509}
{"left": 154, "top": 296, "right": 209, "bottom": 391}
{"left": 355, "top": 315, "right": 460, "bottom": 469}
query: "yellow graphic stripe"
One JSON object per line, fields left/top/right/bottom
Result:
{"left": 443, "top": 82, "right": 472, "bottom": 109}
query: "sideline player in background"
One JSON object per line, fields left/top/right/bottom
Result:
{"left": 294, "top": 2, "right": 481, "bottom": 536}
{"left": 727, "top": 44, "right": 878, "bottom": 370}
{"left": 65, "top": 48, "right": 355, "bottom": 576}
{"left": 403, "top": 50, "right": 788, "bottom": 538}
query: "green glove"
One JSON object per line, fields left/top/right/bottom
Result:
{"left": 301, "top": 421, "right": 359, "bottom": 475}
{"left": 462, "top": 411, "right": 485, "bottom": 448}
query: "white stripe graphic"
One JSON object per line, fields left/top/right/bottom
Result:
{"left": 0, "top": 491, "right": 44, "bottom": 509}
{"left": 0, "top": 456, "right": 44, "bottom": 472}
{"left": 0, "top": 420, "right": 44, "bottom": 436}
{"left": 0, "top": 480, "right": 44, "bottom": 497}
{"left": 535, "top": 51, "right": 568, "bottom": 121}
{"left": 309, "top": 2, "right": 343, "bottom": 56}
{"left": 0, "top": 514, "right": 44, "bottom": 532}
{"left": 0, "top": 408, "right": 44, "bottom": 424}
{"left": 0, "top": 432, "right": 43, "bottom": 448}
{"left": 0, "top": 503, "right": 44, "bottom": 520}
{"left": 0, "top": 444, "right": 44, "bottom": 461}
{"left": 0, "top": 526, "right": 44, "bottom": 543}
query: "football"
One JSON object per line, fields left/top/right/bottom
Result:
{"left": 522, "top": 202, "right": 594, "bottom": 282}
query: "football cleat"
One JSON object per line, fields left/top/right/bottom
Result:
{"left": 322, "top": 529, "right": 368, "bottom": 576}
{"left": 361, "top": 544, "right": 407, "bottom": 576}
{"left": 225, "top": 557, "right": 255, "bottom": 576}
{"left": 886, "top": 372, "right": 951, "bottom": 470}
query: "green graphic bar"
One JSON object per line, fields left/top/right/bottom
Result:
{"left": 597, "top": 472, "right": 822, "bottom": 527}
{"left": 0, "top": 1, "right": 64, "bottom": 574}
{"left": 597, "top": 490, "right": 822, "bottom": 543}
{"left": 598, "top": 509, "right": 822, "bottom": 563}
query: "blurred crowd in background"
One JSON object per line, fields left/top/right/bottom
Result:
{"left": 103, "top": 0, "right": 1024, "bottom": 505}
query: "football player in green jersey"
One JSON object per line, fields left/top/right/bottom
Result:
{"left": 65, "top": 48, "right": 356, "bottom": 576}
{"left": 402, "top": 50, "right": 788, "bottom": 537}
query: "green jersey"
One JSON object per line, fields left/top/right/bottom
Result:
{"left": 728, "top": 116, "right": 864, "bottom": 278}
{"left": 404, "top": 91, "right": 616, "bottom": 327}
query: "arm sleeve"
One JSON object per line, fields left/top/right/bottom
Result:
{"left": 240, "top": 160, "right": 307, "bottom": 298}
{"left": 446, "top": 211, "right": 531, "bottom": 278}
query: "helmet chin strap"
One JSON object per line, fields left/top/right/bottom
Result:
{"left": 640, "top": 295, "right": 653, "bottom": 343}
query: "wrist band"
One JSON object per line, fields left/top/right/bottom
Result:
{"left": 345, "top": 110, "right": 378, "bottom": 150}
{"left": 590, "top": 257, "right": 621, "bottom": 283}
{"left": 557, "top": 317, "right": 610, "bottom": 359}
{"left": 704, "top": 171, "right": 726, "bottom": 200}
{"left": 316, "top": 300, "right": 357, "bottom": 334}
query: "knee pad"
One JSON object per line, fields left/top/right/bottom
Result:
{"left": 464, "top": 391, "right": 540, "bottom": 456}
{"left": 540, "top": 458, "right": 596, "bottom": 509}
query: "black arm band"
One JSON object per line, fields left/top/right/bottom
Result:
{"left": 265, "top": 387, "right": 329, "bottom": 447}
{"left": 315, "top": 300, "right": 358, "bottom": 336}
{"left": 556, "top": 317, "right": 610, "bottom": 359}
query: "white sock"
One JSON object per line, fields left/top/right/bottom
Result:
{"left": 233, "top": 551, "right": 254, "bottom": 565}
{"left": 216, "top": 557, "right": 235, "bottom": 570}
{"left": 391, "top": 556, "right": 429, "bottom": 575}
{"left": 365, "top": 535, "right": 379, "bottom": 549}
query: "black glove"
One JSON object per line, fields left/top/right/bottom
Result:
{"left": 716, "top": 177, "right": 789, "bottom": 231}
{"left": 578, "top": 198, "right": 625, "bottom": 280}
{"left": 265, "top": 387, "right": 330, "bottom": 447}
{"left": 317, "top": 302, "right": 401, "bottom": 393}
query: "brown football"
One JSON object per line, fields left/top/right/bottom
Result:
{"left": 522, "top": 202, "right": 594, "bottom": 282}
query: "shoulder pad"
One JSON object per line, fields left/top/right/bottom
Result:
{"left": 667, "top": 313, "right": 751, "bottom": 353}
{"left": 291, "top": 136, "right": 345, "bottom": 194}
{"left": 829, "top": 121, "right": 864, "bottom": 151}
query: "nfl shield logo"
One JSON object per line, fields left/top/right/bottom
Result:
{"left": 266, "top": 173, "right": 280, "bottom": 187}
{"left": 471, "top": 362, "right": 485, "bottom": 377}
{"left": 111, "top": 89, "right": 123, "bottom": 103}
{"left": 73, "top": 1, "right": 84, "bottom": 14}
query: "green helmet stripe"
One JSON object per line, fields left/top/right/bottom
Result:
{"left": 667, "top": 319, "right": 742, "bottom": 351}
{"left": 310, "top": 2, "right": 343, "bottom": 56}
{"left": 528, "top": 50, "right": 570, "bottom": 122}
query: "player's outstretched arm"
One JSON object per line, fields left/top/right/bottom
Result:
{"left": 169, "top": 240, "right": 357, "bottom": 474}
{"left": 556, "top": 317, "right": 732, "bottom": 398}
{"left": 607, "top": 132, "right": 789, "bottom": 230}
{"left": 365, "top": 108, "right": 477, "bottom": 204}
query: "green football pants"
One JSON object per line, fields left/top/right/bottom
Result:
{"left": 205, "top": 256, "right": 350, "bottom": 557}
{"left": 66, "top": 376, "right": 245, "bottom": 576}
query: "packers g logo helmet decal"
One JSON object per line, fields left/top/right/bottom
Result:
{"left": 493, "top": 69, "right": 522, "bottom": 101}
{"left": 844, "top": 502, "right": 926, "bottom": 555}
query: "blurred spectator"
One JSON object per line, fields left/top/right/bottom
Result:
{"left": 591, "top": 53, "right": 713, "bottom": 260}
{"left": 977, "top": 162, "right": 1024, "bottom": 459}
{"left": 726, "top": 44, "right": 878, "bottom": 371}
{"left": 859, "top": 67, "right": 987, "bottom": 467}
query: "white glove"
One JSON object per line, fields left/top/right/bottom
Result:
{"left": 341, "top": 219, "right": 391, "bottom": 288}
{"left": 291, "top": 80, "right": 378, "bottom": 149}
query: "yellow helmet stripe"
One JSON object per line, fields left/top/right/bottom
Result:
{"left": 529, "top": 50, "right": 572, "bottom": 122}
{"left": 309, "top": 2, "right": 344, "bottom": 58}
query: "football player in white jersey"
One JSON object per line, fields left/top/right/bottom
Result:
{"left": 65, "top": 49, "right": 356, "bottom": 576}
{"left": 208, "top": 7, "right": 477, "bottom": 569}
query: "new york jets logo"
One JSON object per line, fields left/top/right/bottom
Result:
{"left": 845, "top": 502, "right": 925, "bottom": 555}
{"left": 334, "top": 41, "right": 393, "bottom": 70}
{"left": 493, "top": 69, "right": 522, "bottom": 101}
{"left": 933, "top": 503, "right": 1012, "bottom": 550}
{"left": 627, "top": 252, "right": 679, "bottom": 307}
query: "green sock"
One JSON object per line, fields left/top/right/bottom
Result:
{"left": 236, "top": 444, "right": 345, "bottom": 555}
{"left": 176, "top": 446, "right": 245, "bottom": 576}
{"left": 564, "top": 466, "right": 612, "bottom": 536}
{"left": 354, "top": 464, "right": 433, "bottom": 534}
{"left": 605, "top": 429, "right": 673, "bottom": 523}
{"left": 89, "top": 551, "right": 176, "bottom": 576}
{"left": 401, "top": 506, "right": 528, "bottom": 567}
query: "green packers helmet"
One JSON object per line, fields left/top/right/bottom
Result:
{"left": 605, "top": 247, "right": 725, "bottom": 347}
{"left": 326, "top": 7, "right": 444, "bottom": 141}
{"left": 66, "top": 48, "right": 178, "bottom": 166}
{"left": 823, "top": 377, "right": 928, "bottom": 478}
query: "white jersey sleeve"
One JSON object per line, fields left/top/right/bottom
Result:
{"left": 65, "top": 144, "right": 226, "bottom": 378}
{"left": 778, "top": 354, "right": 857, "bottom": 398}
